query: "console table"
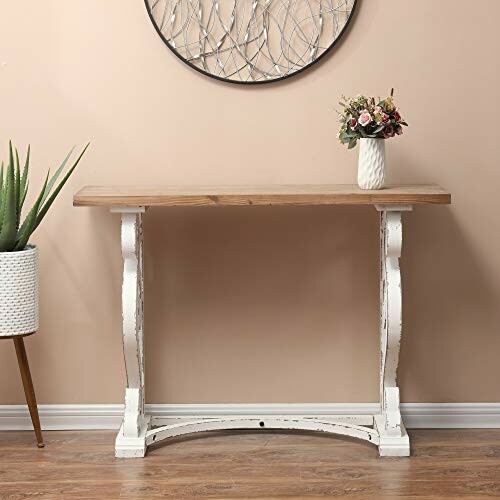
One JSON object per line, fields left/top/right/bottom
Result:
{"left": 74, "top": 184, "right": 451, "bottom": 458}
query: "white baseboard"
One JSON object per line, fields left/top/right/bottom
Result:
{"left": 0, "top": 403, "right": 499, "bottom": 431}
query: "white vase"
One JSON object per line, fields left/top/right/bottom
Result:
{"left": 357, "top": 138, "right": 386, "bottom": 190}
{"left": 0, "top": 245, "right": 39, "bottom": 337}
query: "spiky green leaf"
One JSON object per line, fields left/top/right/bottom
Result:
{"left": 0, "top": 143, "right": 19, "bottom": 251}
{"left": 21, "top": 145, "right": 30, "bottom": 192}
{"left": 0, "top": 162, "right": 4, "bottom": 233}
{"left": 19, "top": 145, "right": 30, "bottom": 212}
{"left": 19, "top": 180, "right": 29, "bottom": 213}
{"left": 41, "top": 146, "right": 75, "bottom": 205}
{"left": 33, "top": 143, "right": 89, "bottom": 232}
{"left": 14, "top": 173, "right": 49, "bottom": 251}
{"left": 15, "top": 148, "right": 21, "bottom": 227}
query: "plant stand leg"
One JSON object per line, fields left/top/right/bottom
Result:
{"left": 13, "top": 336, "right": 44, "bottom": 448}
{"left": 374, "top": 206, "right": 411, "bottom": 457}
{"left": 112, "top": 207, "right": 150, "bottom": 458}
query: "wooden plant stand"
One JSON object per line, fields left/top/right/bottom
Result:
{"left": 3, "top": 332, "right": 44, "bottom": 447}
{"left": 74, "top": 184, "right": 451, "bottom": 458}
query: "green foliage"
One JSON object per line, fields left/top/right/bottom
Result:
{"left": 0, "top": 141, "right": 89, "bottom": 252}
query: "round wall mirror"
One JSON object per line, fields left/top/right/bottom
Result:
{"left": 145, "top": 0, "right": 358, "bottom": 84}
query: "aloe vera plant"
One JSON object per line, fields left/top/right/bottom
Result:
{"left": 0, "top": 141, "right": 89, "bottom": 252}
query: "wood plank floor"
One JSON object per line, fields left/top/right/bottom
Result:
{"left": 1, "top": 430, "right": 500, "bottom": 499}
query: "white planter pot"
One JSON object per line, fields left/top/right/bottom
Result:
{"left": 357, "top": 138, "right": 386, "bottom": 190}
{"left": 0, "top": 245, "right": 39, "bottom": 337}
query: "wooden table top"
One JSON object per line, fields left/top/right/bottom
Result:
{"left": 73, "top": 184, "right": 451, "bottom": 207}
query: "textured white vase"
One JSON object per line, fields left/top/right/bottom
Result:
{"left": 0, "top": 245, "right": 39, "bottom": 337}
{"left": 357, "top": 138, "right": 386, "bottom": 190}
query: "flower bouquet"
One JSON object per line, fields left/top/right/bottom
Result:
{"left": 337, "top": 90, "right": 408, "bottom": 189}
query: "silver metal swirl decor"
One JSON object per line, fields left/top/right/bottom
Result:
{"left": 145, "top": 0, "right": 357, "bottom": 84}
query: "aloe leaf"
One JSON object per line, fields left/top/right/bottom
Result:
{"left": 16, "top": 175, "right": 46, "bottom": 241}
{"left": 19, "top": 180, "right": 29, "bottom": 212}
{"left": 41, "top": 146, "right": 75, "bottom": 204}
{"left": 19, "top": 144, "right": 31, "bottom": 216}
{"left": 0, "top": 143, "right": 19, "bottom": 251}
{"left": 15, "top": 148, "right": 21, "bottom": 228}
{"left": 0, "top": 162, "right": 4, "bottom": 230}
{"left": 14, "top": 172, "right": 49, "bottom": 251}
{"left": 33, "top": 143, "right": 89, "bottom": 232}
{"left": 20, "top": 145, "right": 29, "bottom": 199}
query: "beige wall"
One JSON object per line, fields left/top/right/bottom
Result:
{"left": 0, "top": 0, "right": 499, "bottom": 405}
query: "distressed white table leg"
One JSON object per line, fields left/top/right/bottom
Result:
{"left": 111, "top": 207, "right": 150, "bottom": 458}
{"left": 374, "top": 205, "right": 411, "bottom": 457}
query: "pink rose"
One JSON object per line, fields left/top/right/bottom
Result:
{"left": 396, "top": 125, "right": 403, "bottom": 135}
{"left": 358, "top": 111, "right": 372, "bottom": 127}
{"left": 384, "top": 125, "right": 395, "bottom": 138}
